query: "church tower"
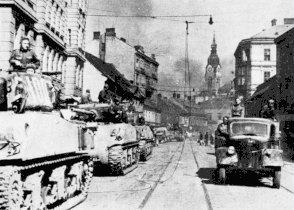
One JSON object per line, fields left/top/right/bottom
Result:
{"left": 205, "top": 33, "right": 221, "bottom": 95}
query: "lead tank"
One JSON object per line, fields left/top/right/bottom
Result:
{"left": 0, "top": 72, "right": 95, "bottom": 210}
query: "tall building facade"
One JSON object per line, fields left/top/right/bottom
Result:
{"left": 234, "top": 19, "right": 294, "bottom": 103}
{"left": 205, "top": 33, "right": 221, "bottom": 95}
{"left": 98, "top": 28, "right": 159, "bottom": 98}
{"left": 0, "top": 0, "right": 88, "bottom": 96}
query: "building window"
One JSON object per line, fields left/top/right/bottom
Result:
{"left": 264, "top": 71, "right": 270, "bottom": 82}
{"left": 264, "top": 49, "right": 270, "bottom": 61}
{"left": 238, "top": 77, "right": 245, "bottom": 85}
{"left": 242, "top": 50, "right": 247, "bottom": 61}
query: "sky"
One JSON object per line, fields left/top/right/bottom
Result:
{"left": 85, "top": 0, "right": 294, "bottom": 96}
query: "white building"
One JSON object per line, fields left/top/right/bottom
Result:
{"left": 234, "top": 19, "right": 294, "bottom": 103}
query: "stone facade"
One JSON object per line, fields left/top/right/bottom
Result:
{"left": 0, "top": 0, "right": 88, "bottom": 96}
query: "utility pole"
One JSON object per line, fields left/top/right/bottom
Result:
{"left": 185, "top": 21, "right": 193, "bottom": 123}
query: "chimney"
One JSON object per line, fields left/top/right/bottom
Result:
{"left": 120, "top": 37, "right": 126, "bottom": 42}
{"left": 93, "top": 31, "right": 100, "bottom": 40}
{"left": 105, "top": 28, "right": 116, "bottom": 37}
{"left": 271, "top": 19, "right": 277, "bottom": 26}
{"left": 134, "top": 45, "right": 144, "bottom": 53}
{"left": 284, "top": 18, "right": 294, "bottom": 25}
{"left": 151, "top": 54, "right": 156, "bottom": 61}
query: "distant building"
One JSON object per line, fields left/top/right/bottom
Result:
{"left": 205, "top": 33, "right": 221, "bottom": 96}
{"left": 84, "top": 34, "right": 145, "bottom": 109}
{"left": 0, "top": 0, "right": 89, "bottom": 96}
{"left": 95, "top": 28, "right": 159, "bottom": 98}
{"left": 234, "top": 19, "right": 294, "bottom": 104}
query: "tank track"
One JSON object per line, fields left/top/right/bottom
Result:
{"left": 108, "top": 143, "right": 139, "bottom": 176}
{"left": 0, "top": 154, "right": 94, "bottom": 210}
{"left": 139, "top": 140, "right": 153, "bottom": 161}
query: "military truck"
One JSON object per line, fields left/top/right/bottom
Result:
{"left": 215, "top": 117, "right": 283, "bottom": 188}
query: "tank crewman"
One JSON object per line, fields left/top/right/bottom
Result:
{"left": 137, "top": 113, "right": 145, "bottom": 126}
{"left": 215, "top": 116, "right": 230, "bottom": 148}
{"left": 127, "top": 100, "right": 136, "bottom": 113}
{"left": 109, "top": 97, "right": 128, "bottom": 123}
{"left": 9, "top": 37, "right": 40, "bottom": 73}
{"left": 231, "top": 97, "right": 244, "bottom": 118}
{"left": 98, "top": 83, "right": 112, "bottom": 104}
{"left": 81, "top": 89, "right": 92, "bottom": 104}
{"left": 260, "top": 104, "right": 269, "bottom": 118}
{"left": 262, "top": 99, "right": 277, "bottom": 121}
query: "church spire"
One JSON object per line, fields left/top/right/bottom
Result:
{"left": 211, "top": 31, "right": 217, "bottom": 53}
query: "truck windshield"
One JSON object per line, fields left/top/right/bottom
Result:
{"left": 231, "top": 122, "right": 268, "bottom": 137}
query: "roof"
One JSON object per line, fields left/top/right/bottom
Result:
{"left": 252, "top": 25, "right": 294, "bottom": 39}
{"left": 85, "top": 51, "right": 145, "bottom": 100}
{"left": 248, "top": 75, "right": 277, "bottom": 101}
{"left": 234, "top": 24, "right": 294, "bottom": 55}
{"left": 228, "top": 117, "right": 274, "bottom": 124}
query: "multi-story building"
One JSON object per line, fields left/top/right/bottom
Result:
{"left": 0, "top": 0, "right": 88, "bottom": 96}
{"left": 234, "top": 19, "right": 294, "bottom": 104}
{"left": 98, "top": 28, "right": 159, "bottom": 98}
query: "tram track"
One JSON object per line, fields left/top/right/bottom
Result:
{"left": 137, "top": 140, "right": 185, "bottom": 210}
{"left": 190, "top": 142, "right": 214, "bottom": 210}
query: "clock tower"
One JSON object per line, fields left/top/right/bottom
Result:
{"left": 205, "top": 33, "right": 221, "bottom": 95}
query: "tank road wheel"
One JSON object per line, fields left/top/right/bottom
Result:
{"left": 218, "top": 167, "right": 226, "bottom": 184}
{"left": 273, "top": 169, "right": 281, "bottom": 189}
{"left": 108, "top": 146, "right": 124, "bottom": 175}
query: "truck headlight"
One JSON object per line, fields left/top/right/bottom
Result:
{"left": 227, "top": 146, "right": 235, "bottom": 155}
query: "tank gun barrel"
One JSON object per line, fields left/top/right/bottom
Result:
{"left": 71, "top": 108, "right": 95, "bottom": 116}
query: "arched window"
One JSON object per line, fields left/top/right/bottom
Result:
{"left": 47, "top": 49, "right": 55, "bottom": 72}
{"left": 14, "top": 23, "right": 25, "bottom": 50}
{"left": 42, "top": 46, "right": 49, "bottom": 72}
{"left": 52, "top": 52, "right": 59, "bottom": 72}
{"left": 61, "top": 57, "right": 67, "bottom": 83}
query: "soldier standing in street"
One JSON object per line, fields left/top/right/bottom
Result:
{"left": 231, "top": 97, "right": 244, "bottom": 117}
{"left": 9, "top": 37, "right": 40, "bottom": 73}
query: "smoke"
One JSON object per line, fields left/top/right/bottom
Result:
{"left": 88, "top": 0, "right": 154, "bottom": 45}
{"left": 157, "top": 57, "right": 205, "bottom": 97}
{"left": 220, "top": 57, "right": 235, "bottom": 85}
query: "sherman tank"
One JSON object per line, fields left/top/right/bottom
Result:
{"left": 0, "top": 72, "right": 95, "bottom": 210}
{"left": 135, "top": 125, "right": 154, "bottom": 161}
{"left": 63, "top": 103, "right": 141, "bottom": 175}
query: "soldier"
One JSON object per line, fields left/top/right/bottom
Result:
{"left": 81, "top": 89, "right": 92, "bottom": 104}
{"left": 9, "top": 37, "right": 40, "bottom": 73}
{"left": 127, "top": 100, "right": 136, "bottom": 113}
{"left": 260, "top": 104, "right": 269, "bottom": 118}
{"left": 109, "top": 97, "right": 128, "bottom": 123}
{"left": 215, "top": 116, "right": 230, "bottom": 148}
{"left": 262, "top": 99, "right": 277, "bottom": 121}
{"left": 231, "top": 97, "right": 244, "bottom": 117}
{"left": 98, "top": 83, "right": 111, "bottom": 104}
